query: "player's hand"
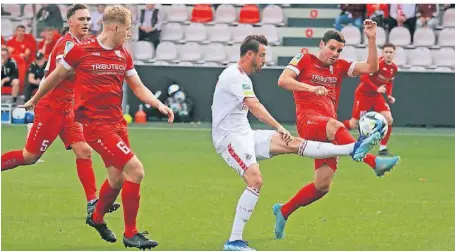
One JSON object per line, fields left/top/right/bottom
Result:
{"left": 364, "top": 19, "right": 377, "bottom": 40}
{"left": 277, "top": 125, "right": 293, "bottom": 145}
{"left": 311, "top": 86, "right": 328, "bottom": 96}
{"left": 377, "top": 85, "right": 386, "bottom": 94}
{"left": 158, "top": 103, "right": 174, "bottom": 123}
{"left": 388, "top": 95, "right": 396, "bottom": 104}
{"left": 19, "top": 99, "right": 36, "bottom": 110}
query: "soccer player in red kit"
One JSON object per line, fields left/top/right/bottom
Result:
{"left": 272, "top": 20, "right": 400, "bottom": 239}
{"left": 343, "top": 43, "right": 397, "bottom": 156}
{"left": 23, "top": 5, "right": 174, "bottom": 249}
{"left": 1, "top": 4, "right": 119, "bottom": 215}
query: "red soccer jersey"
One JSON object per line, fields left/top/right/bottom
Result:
{"left": 36, "top": 32, "right": 82, "bottom": 114}
{"left": 287, "top": 53, "right": 356, "bottom": 119}
{"left": 61, "top": 37, "right": 135, "bottom": 124}
{"left": 356, "top": 57, "right": 397, "bottom": 96}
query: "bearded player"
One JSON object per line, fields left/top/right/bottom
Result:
{"left": 273, "top": 20, "right": 400, "bottom": 239}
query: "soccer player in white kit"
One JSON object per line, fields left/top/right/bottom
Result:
{"left": 211, "top": 35, "right": 381, "bottom": 251}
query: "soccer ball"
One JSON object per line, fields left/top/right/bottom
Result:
{"left": 358, "top": 111, "right": 388, "bottom": 139}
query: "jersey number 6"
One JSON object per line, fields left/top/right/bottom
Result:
{"left": 116, "top": 141, "right": 131, "bottom": 154}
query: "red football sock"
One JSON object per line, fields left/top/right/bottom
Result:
{"left": 280, "top": 182, "right": 327, "bottom": 219}
{"left": 364, "top": 154, "right": 376, "bottom": 168}
{"left": 92, "top": 180, "right": 120, "bottom": 224}
{"left": 1, "top": 150, "right": 25, "bottom": 171}
{"left": 122, "top": 180, "right": 141, "bottom": 238}
{"left": 380, "top": 125, "right": 392, "bottom": 146}
{"left": 335, "top": 127, "right": 377, "bottom": 169}
{"left": 76, "top": 158, "right": 97, "bottom": 202}
{"left": 334, "top": 126, "right": 356, "bottom": 144}
{"left": 342, "top": 120, "right": 352, "bottom": 130}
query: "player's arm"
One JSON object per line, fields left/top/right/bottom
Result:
{"left": 386, "top": 79, "right": 395, "bottom": 103}
{"left": 23, "top": 63, "right": 72, "bottom": 106}
{"left": 351, "top": 19, "right": 379, "bottom": 76}
{"left": 385, "top": 80, "right": 393, "bottom": 97}
{"left": 278, "top": 54, "right": 328, "bottom": 95}
{"left": 278, "top": 69, "right": 320, "bottom": 93}
{"left": 244, "top": 97, "right": 292, "bottom": 143}
{"left": 125, "top": 73, "right": 174, "bottom": 123}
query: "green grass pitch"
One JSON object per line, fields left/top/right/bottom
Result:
{"left": 2, "top": 123, "right": 454, "bottom": 250}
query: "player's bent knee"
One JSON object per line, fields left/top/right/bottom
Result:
{"left": 123, "top": 156, "right": 145, "bottom": 183}
{"left": 386, "top": 116, "right": 393, "bottom": 125}
{"left": 380, "top": 112, "right": 393, "bottom": 125}
{"left": 314, "top": 178, "right": 331, "bottom": 192}
{"left": 326, "top": 119, "right": 344, "bottom": 140}
{"left": 72, "top": 143, "right": 92, "bottom": 159}
{"left": 22, "top": 150, "right": 40, "bottom": 165}
{"left": 244, "top": 164, "right": 263, "bottom": 189}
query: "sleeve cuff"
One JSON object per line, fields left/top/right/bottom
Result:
{"left": 286, "top": 65, "right": 300, "bottom": 75}
{"left": 60, "top": 58, "right": 73, "bottom": 71}
{"left": 126, "top": 69, "right": 137, "bottom": 77}
{"left": 347, "top": 62, "right": 357, "bottom": 77}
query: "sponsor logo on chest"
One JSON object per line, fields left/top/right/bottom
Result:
{"left": 311, "top": 74, "right": 338, "bottom": 86}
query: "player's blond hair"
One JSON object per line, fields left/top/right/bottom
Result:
{"left": 103, "top": 5, "right": 131, "bottom": 25}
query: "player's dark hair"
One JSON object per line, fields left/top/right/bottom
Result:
{"left": 16, "top": 25, "right": 25, "bottom": 30}
{"left": 61, "top": 26, "right": 70, "bottom": 35}
{"left": 383, "top": 43, "right": 396, "bottom": 50}
{"left": 1, "top": 48, "right": 9, "bottom": 54}
{"left": 67, "top": 4, "right": 88, "bottom": 20}
{"left": 321, "top": 29, "right": 345, "bottom": 44}
{"left": 240, "top": 35, "right": 268, "bottom": 57}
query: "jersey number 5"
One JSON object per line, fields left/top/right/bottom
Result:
{"left": 117, "top": 141, "right": 131, "bottom": 154}
{"left": 40, "top": 140, "right": 49, "bottom": 152}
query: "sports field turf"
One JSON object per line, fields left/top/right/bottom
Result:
{"left": 2, "top": 123, "right": 454, "bottom": 250}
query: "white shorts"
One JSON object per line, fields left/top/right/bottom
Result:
{"left": 219, "top": 130, "right": 276, "bottom": 176}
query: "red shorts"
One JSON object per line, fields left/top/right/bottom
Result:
{"left": 83, "top": 121, "right": 134, "bottom": 170}
{"left": 25, "top": 108, "right": 85, "bottom": 155}
{"left": 352, "top": 93, "right": 390, "bottom": 120}
{"left": 297, "top": 115, "right": 338, "bottom": 171}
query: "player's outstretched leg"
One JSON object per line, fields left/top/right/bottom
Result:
{"left": 223, "top": 163, "right": 261, "bottom": 251}
{"left": 26, "top": 123, "right": 44, "bottom": 163}
{"left": 267, "top": 131, "right": 380, "bottom": 162}
{"left": 122, "top": 156, "right": 158, "bottom": 250}
{"left": 2, "top": 149, "right": 42, "bottom": 171}
{"left": 327, "top": 119, "right": 399, "bottom": 176}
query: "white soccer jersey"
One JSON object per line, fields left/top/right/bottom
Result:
{"left": 211, "top": 64, "right": 256, "bottom": 153}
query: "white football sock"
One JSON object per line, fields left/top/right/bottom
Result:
{"left": 229, "top": 186, "right": 259, "bottom": 242}
{"left": 298, "top": 140, "right": 354, "bottom": 158}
